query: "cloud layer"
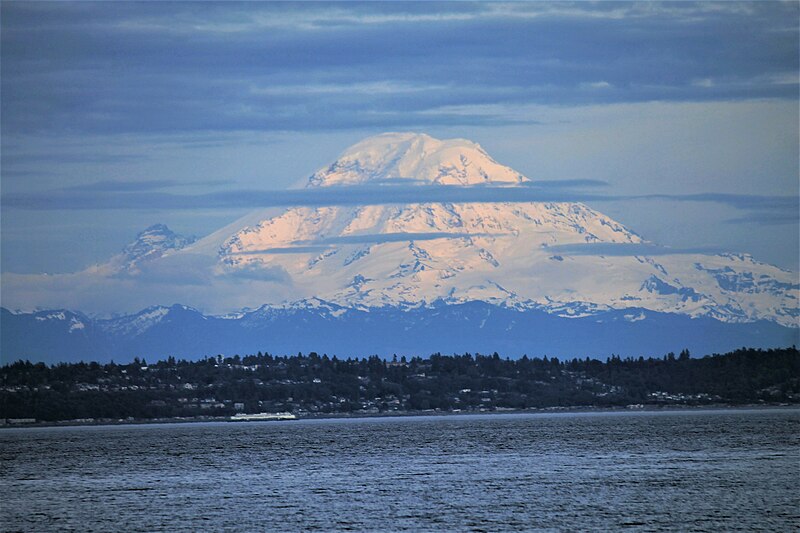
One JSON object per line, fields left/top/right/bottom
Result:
{"left": 546, "top": 242, "right": 731, "bottom": 257}
{"left": 2, "top": 2, "right": 797, "bottom": 136}
{"left": 4, "top": 184, "right": 795, "bottom": 227}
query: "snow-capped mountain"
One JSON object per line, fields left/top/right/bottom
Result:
{"left": 2, "top": 132, "right": 798, "bottom": 363}
{"left": 208, "top": 132, "right": 796, "bottom": 326}
{"left": 112, "top": 224, "right": 196, "bottom": 272}
{"left": 306, "top": 133, "right": 528, "bottom": 187}
{"left": 3, "top": 301, "right": 795, "bottom": 364}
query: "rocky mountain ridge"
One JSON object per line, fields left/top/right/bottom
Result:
{"left": 2, "top": 302, "right": 796, "bottom": 364}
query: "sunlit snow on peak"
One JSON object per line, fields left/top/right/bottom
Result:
{"left": 307, "top": 132, "right": 528, "bottom": 188}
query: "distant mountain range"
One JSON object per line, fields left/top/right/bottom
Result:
{"left": 2, "top": 133, "right": 797, "bottom": 363}
{"left": 2, "top": 301, "right": 796, "bottom": 364}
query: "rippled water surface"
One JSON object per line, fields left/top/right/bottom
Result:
{"left": 2, "top": 409, "right": 799, "bottom": 532}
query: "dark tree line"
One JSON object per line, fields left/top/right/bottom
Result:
{"left": 2, "top": 347, "right": 798, "bottom": 422}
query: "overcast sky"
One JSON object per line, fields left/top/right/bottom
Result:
{"left": 1, "top": 1, "right": 798, "bottom": 275}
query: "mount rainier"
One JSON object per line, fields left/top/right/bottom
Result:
{"left": 3, "top": 133, "right": 797, "bottom": 362}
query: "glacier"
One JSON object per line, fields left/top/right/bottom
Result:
{"left": 208, "top": 132, "right": 798, "bottom": 326}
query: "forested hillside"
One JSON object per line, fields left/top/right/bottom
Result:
{"left": 2, "top": 347, "right": 798, "bottom": 423}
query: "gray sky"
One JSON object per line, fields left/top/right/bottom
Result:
{"left": 1, "top": 1, "right": 798, "bottom": 274}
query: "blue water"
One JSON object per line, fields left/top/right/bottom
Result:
{"left": 2, "top": 409, "right": 798, "bottom": 532}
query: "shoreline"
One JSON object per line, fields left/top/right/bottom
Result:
{"left": 3, "top": 402, "right": 798, "bottom": 430}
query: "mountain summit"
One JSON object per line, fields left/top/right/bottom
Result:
{"left": 102, "top": 224, "right": 196, "bottom": 273}
{"left": 121, "top": 224, "right": 195, "bottom": 267}
{"left": 307, "top": 132, "right": 527, "bottom": 187}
